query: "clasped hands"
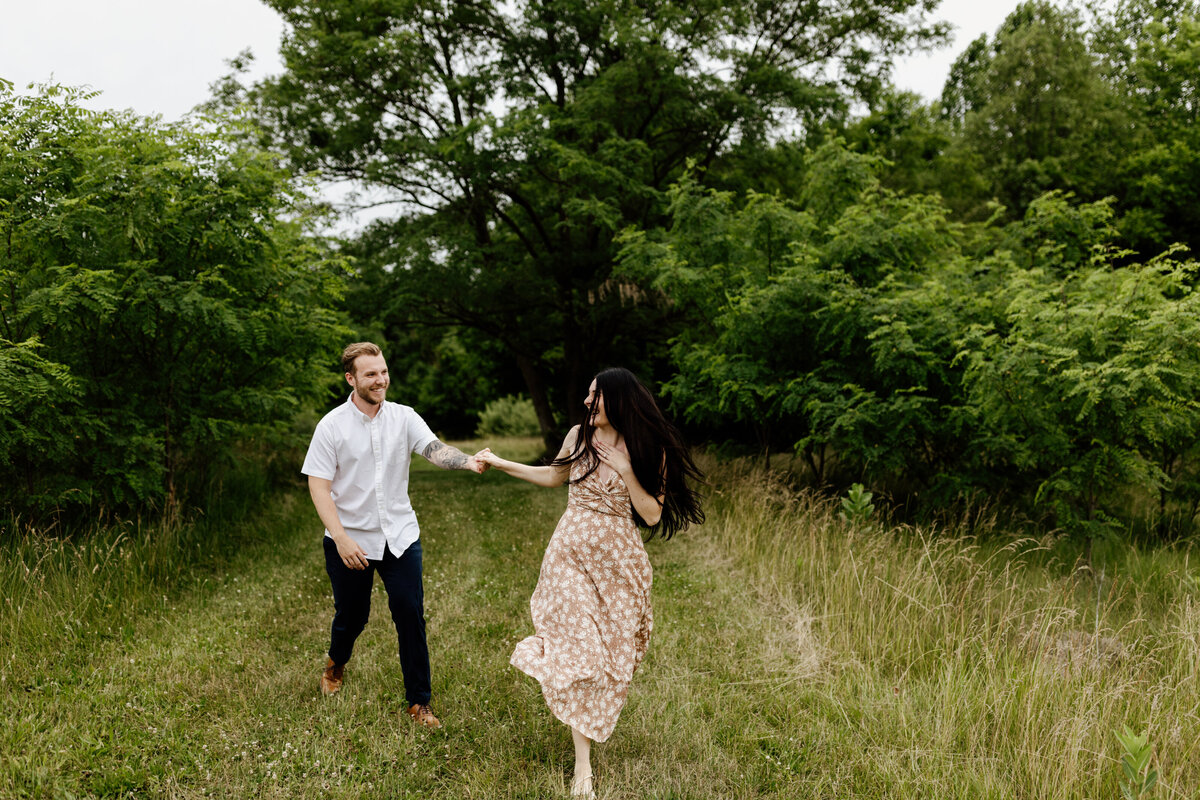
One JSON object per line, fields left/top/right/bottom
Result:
{"left": 468, "top": 448, "right": 493, "bottom": 473}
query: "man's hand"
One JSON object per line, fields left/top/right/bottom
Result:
{"left": 333, "top": 533, "right": 369, "bottom": 570}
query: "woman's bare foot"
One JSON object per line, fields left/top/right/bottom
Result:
{"left": 569, "top": 725, "right": 594, "bottom": 798}
{"left": 570, "top": 769, "right": 594, "bottom": 799}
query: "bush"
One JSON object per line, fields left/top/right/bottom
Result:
{"left": 619, "top": 152, "right": 1200, "bottom": 537}
{"left": 0, "top": 81, "right": 350, "bottom": 520}
{"left": 475, "top": 395, "right": 541, "bottom": 437}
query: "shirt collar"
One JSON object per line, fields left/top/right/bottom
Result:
{"left": 346, "top": 392, "right": 386, "bottom": 423}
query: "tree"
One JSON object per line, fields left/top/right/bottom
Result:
{"left": 624, "top": 150, "right": 1200, "bottom": 534}
{"left": 841, "top": 90, "right": 956, "bottom": 199}
{"left": 0, "top": 81, "right": 350, "bottom": 519}
{"left": 223, "top": 0, "right": 948, "bottom": 449}
{"left": 938, "top": 1, "right": 1126, "bottom": 219}
{"left": 1092, "top": 0, "right": 1200, "bottom": 254}
{"left": 616, "top": 172, "right": 822, "bottom": 468}
{"left": 0, "top": 339, "right": 83, "bottom": 505}
{"left": 958, "top": 237, "right": 1200, "bottom": 539}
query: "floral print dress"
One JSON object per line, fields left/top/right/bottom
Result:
{"left": 510, "top": 455, "right": 653, "bottom": 742}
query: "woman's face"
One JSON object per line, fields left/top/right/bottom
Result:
{"left": 584, "top": 379, "right": 609, "bottom": 428}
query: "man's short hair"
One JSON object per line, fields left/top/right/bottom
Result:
{"left": 342, "top": 342, "right": 383, "bottom": 376}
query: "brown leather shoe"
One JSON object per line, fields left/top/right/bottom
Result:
{"left": 406, "top": 702, "right": 442, "bottom": 729}
{"left": 320, "top": 656, "right": 344, "bottom": 696}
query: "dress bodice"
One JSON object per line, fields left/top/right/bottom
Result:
{"left": 567, "top": 455, "right": 633, "bottom": 518}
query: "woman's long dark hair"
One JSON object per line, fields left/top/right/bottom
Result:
{"left": 553, "top": 367, "right": 704, "bottom": 538}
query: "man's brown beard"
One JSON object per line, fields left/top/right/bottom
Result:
{"left": 355, "top": 383, "right": 385, "bottom": 405}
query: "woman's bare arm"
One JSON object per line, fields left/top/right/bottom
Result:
{"left": 478, "top": 428, "right": 577, "bottom": 487}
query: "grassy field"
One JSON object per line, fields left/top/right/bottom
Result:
{"left": 2, "top": 440, "right": 1197, "bottom": 798}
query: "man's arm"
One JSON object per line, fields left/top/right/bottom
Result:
{"left": 421, "top": 439, "right": 487, "bottom": 473}
{"left": 308, "top": 476, "right": 369, "bottom": 570}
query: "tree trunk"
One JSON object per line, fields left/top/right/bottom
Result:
{"left": 164, "top": 416, "right": 176, "bottom": 512}
{"left": 163, "top": 380, "right": 178, "bottom": 520}
{"left": 561, "top": 288, "right": 586, "bottom": 428}
{"left": 756, "top": 422, "right": 771, "bottom": 471}
{"left": 515, "top": 354, "right": 558, "bottom": 457}
{"left": 803, "top": 443, "right": 827, "bottom": 484}
{"left": 1158, "top": 447, "right": 1175, "bottom": 533}
{"left": 563, "top": 350, "right": 586, "bottom": 429}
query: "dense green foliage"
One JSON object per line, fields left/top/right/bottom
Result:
{"left": 0, "top": 81, "right": 350, "bottom": 521}
{"left": 219, "top": 0, "right": 947, "bottom": 448}
{"left": 644, "top": 0, "right": 1200, "bottom": 534}
{"left": 851, "top": 0, "right": 1200, "bottom": 257}
{"left": 618, "top": 142, "right": 1200, "bottom": 533}
{"left": 475, "top": 394, "right": 542, "bottom": 438}
{"left": 209, "top": 0, "right": 1197, "bottom": 535}
{"left": 8, "top": 0, "right": 1200, "bottom": 537}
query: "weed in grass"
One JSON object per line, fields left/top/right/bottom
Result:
{"left": 839, "top": 482, "right": 875, "bottom": 525}
{"left": 1114, "top": 725, "right": 1158, "bottom": 799}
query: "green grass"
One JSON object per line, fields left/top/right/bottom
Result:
{"left": 2, "top": 441, "right": 1197, "bottom": 798}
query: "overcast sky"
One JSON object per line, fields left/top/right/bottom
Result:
{"left": 3, "top": 0, "right": 1022, "bottom": 120}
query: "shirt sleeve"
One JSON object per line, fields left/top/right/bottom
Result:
{"left": 301, "top": 418, "right": 338, "bottom": 480}
{"left": 407, "top": 409, "right": 439, "bottom": 455}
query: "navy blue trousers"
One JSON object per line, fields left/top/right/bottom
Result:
{"left": 323, "top": 536, "right": 431, "bottom": 706}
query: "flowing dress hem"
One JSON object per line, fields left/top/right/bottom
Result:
{"left": 509, "top": 653, "right": 618, "bottom": 743}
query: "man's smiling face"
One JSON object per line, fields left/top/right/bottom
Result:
{"left": 347, "top": 353, "right": 389, "bottom": 406}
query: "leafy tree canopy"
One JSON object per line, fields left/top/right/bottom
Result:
{"left": 218, "top": 0, "right": 948, "bottom": 448}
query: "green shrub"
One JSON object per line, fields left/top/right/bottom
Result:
{"left": 0, "top": 82, "right": 349, "bottom": 520}
{"left": 475, "top": 394, "right": 541, "bottom": 437}
{"left": 839, "top": 482, "right": 875, "bottom": 524}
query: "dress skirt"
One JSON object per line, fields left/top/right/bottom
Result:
{"left": 510, "top": 460, "right": 653, "bottom": 742}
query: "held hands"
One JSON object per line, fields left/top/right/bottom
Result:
{"left": 476, "top": 449, "right": 502, "bottom": 469}
{"left": 467, "top": 448, "right": 492, "bottom": 474}
{"left": 594, "top": 440, "right": 631, "bottom": 477}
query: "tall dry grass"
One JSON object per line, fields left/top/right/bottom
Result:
{"left": 702, "top": 456, "right": 1200, "bottom": 798}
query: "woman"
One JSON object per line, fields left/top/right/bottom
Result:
{"left": 478, "top": 367, "right": 704, "bottom": 798}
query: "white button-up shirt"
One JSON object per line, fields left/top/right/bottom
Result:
{"left": 301, "top": 394, "right": 438, "bottom": 560}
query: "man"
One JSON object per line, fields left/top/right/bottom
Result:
{"left": 302, "top": 342, "right": 488, "bottom": 729}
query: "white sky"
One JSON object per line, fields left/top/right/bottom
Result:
{"left": 3, "top": 0, "right": 1021, "bottom": 120}
{"left": 1, "top": 0, "right": 285, "bottom": 119}
{"left": 893, "top": 0, "right": 1023, "bottom": 100}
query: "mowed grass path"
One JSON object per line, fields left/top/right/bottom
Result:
{"left": 3, "top": 445, "right": 817, "bottom": 799}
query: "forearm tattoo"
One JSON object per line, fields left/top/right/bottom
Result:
{"left": 422, "top": 440, "right": 470, "bottom": 470}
